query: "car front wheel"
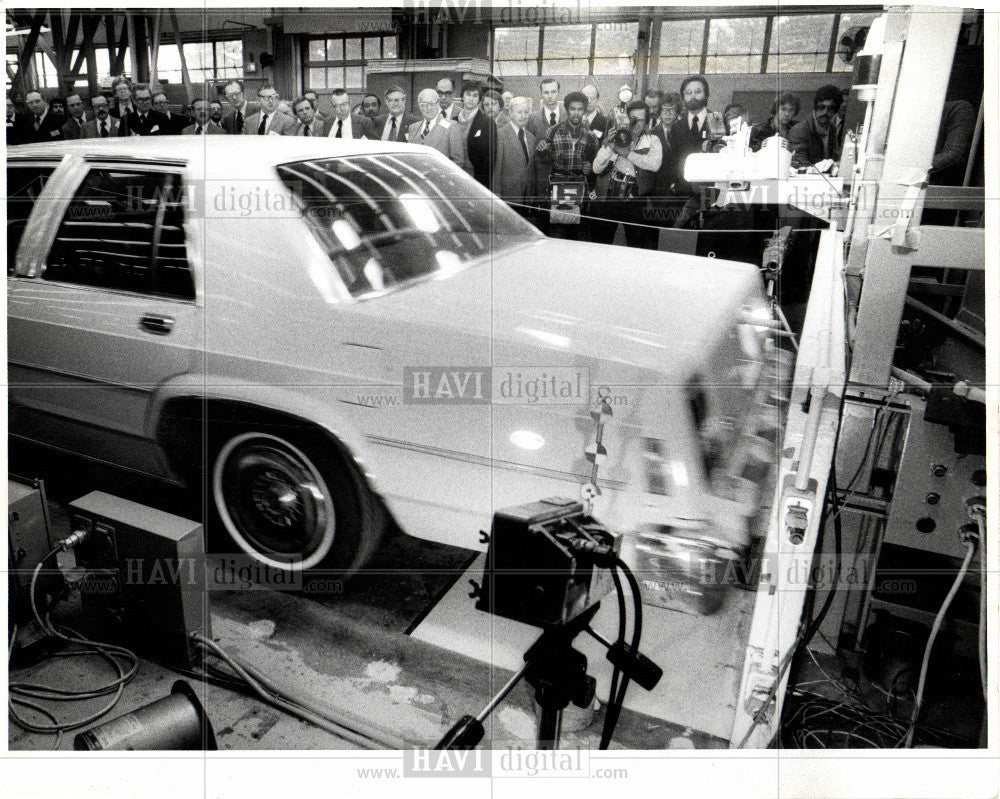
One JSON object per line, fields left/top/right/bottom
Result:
{"left": 210, "top": 429, "right": 379, "bottom": 573}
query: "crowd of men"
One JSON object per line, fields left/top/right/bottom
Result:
{"left": 10, "top": 70, "right": 970, "bottom": 242}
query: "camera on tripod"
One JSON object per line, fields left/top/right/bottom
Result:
{"left": 472, "top": 497, "right": 620, "bottom": 629}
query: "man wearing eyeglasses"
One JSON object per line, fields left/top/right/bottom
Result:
{"left": 245, "top": 88, "right": 296, "bottom": 135}
{"left": 376, "top": 85, "right": 418, "bottom": 142}
{"left": 435, "top": 77, "right": 460, "bottom": 121}
{"left": 327, "top": 88, "right": 376, "bottom": 139}
{"left": 220, "top": 81, "right": 259, "bottom": 135}
{"left": 787, "top": 84, "right": 845, "bottom": 170}
{"left": 408, "top": 87, "right": 470, "bottom": 172}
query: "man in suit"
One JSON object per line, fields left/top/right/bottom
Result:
{"left": 303, "top": 91, "right": 329, "bottom": 125}
{"left": 375, "top": 85, "right": 418, "bottom": 142}
{"left": 182, "top": 99, "right": 225, "bottom": 134}
{"left": 81, "top": 96, "right": 123, "bottom": 138}
{"left": 284, "top": 96, "right": 326, "bottom": 137}
{"left": 151, "top": 92, "right": 189, "bottom": 134}
{"left": 358, "top": 93, "right": 381, "bottom": 123}
{"left": 23, "top": 91, "right": 65, "bottom": 143}
{"left": 435, "top": 77, "right": 461, "bottom": 121}
{"left": 526, "top": 78, "right": 563, "bottom": 141}
{"left": 109, "top": 77, "right": 133, "bottom": 118}
{"left": 408, "top": 88, "right": 468, "bottom": 171}
{"left": 245, "top": 87, "right": 296, "bottom": 135}
{"left": 209, "top": 101, "right": 225, "bottom": 127}
{"left": 60, "top": 93, "right": 89, "bottom": 139}
{"left": 582, "top": 84, "right": 607, "bottom": 136}
{"left": 7, "top": 99, "right": 32, "bottom": 145}
{"left": 327, "top": 88, "right": 376, "bottom": 139}
{"left": 492, "top": 96, "right": 536, "bottom": 215}
{"left": 121, "top": 84, "right": 167, "bottom": 136}
{"left": 459, "top": 81, "right": 498, "bottom": 188}
{"left": 787, "top": 84, "right": 844, "bottom": 169}
{"left": 220, "top": 81, "right": 258, "bottom": 135}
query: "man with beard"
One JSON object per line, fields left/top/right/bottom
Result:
{"left": 81, "top": 95, "right": 123, "bottom": 138}
{"left": 590, "top": 100, "right": 662, "bottom": 249}
{"left": 787, "top": 84, "right": 844, "bottom": 170}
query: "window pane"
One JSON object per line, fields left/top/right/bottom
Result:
{"left": 7, "top": 166, "right": 55, "bottom": 270}
{"left": 495, "top": 59, "right": 536, "bottom": 77}
{"left": 329, "top": 66, "right": 345, "bottom": 88}
{"left": 308, "top": 39, "right": 325, "bottom": 61}
{"left": 494, "top": 27, "right": 539, "bottom": 60}
{"left": 705, "top": 17, "right": 765, "bottom": 73}
{"left": 345, "top": 37, "right": 362, "bottom": 61}
{"left": 658, "top": 19, "right": 704, "bottom": 75}
{"left": 344, "top": 66, "right": 363, "bottom": 89}
{"left": 544, "top": 58, "right": 589, "bottom": 76}
{"left": 308, "top": 68, "right": 326, "bottom": 89}
{"left": 383, "top": 36, "right": 397, "bottom": 59}
{"left": 364, "top": 37, "right": 381, "bottom": 60}
{"left": 45, "top": 170, "right": 193, "bottom": 300}
{"left": 594, "top": 22, "right": 637, "bottom": 74}
{"left": 183, "top": 42, "right": 213, "bottom": 71}
{"left": 833, "top": 12, "right": 881, "bottom": 71}
{"left": 768, "top": 14, "right": 835, "bottom": 74}
{"left": 327, "top": 39, "right": 343, "bottom": 61}
{"left": 543, "top": 24, "right": 591, "bottom": 61}
{"left": 215, "top": 40, "right": 244, "bottom": 78}
{"left": 593, "top": 54, "right": 634, "bottom": 75}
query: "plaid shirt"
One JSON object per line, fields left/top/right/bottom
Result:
{"left": 547, "top": 121, "right": 598, "bottom": 178}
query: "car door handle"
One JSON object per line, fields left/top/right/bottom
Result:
{"left": 139, "top": 314, "right": 174, "bottom": 335}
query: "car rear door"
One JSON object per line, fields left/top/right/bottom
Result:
{"left": 7, "top": 155, "right": 204, "bottom": 478}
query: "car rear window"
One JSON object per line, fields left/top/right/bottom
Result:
{"left": 276, "top": 152, "right": 540, "bottom": 298}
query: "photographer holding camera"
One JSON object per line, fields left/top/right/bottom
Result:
{"left": 589, "top": 99, "right": 662, "bottom": 249}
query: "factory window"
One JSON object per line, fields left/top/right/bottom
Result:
{"left": 31, "top": 51, "right": 61, "bottom": 89}
{"left": 304, "top": 34, "right": 397, "bottom": 91}
{"left": 593, "top": 22, "right": 639, "bottom": 74}
{"left": 493, "top": 27, "right": 540, "bottom": 76}
{"left": 542, "top": 24, "right": 592, "bottom": 75}
{"left": 45, "top": 169, "right": 194, "bottom": 301}
{"left": 767, "top": 14, "right": 836, "bottom": 73}
{"left": 658, "top": 19, "right": 705, "bottom": 75}
{"left": 705, "top": 17, "right": 767, "bottom": 73}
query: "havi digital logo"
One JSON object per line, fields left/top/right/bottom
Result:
{"left": 403, "top": 748, "right": 491, "bottom": 777}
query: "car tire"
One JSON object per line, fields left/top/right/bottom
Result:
{"left": 208, "top": 426, "right": 383, "bottom": 574}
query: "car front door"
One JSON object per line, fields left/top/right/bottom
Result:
{"left": 7, "top": 156, "right": 204, "bottom": 478}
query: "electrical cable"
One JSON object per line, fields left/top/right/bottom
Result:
{"left": 8, "top": 549, "right": 140, "bottom": 738}
{"left": 903, "top": 540, "right": 976, "bottom": 748}
{"left": 599, "top": 557, "right": 643, "bottom": 749}
{"left": 975, "top": 512, "right": 987, "bottom": 699}
{"left": 598, "top": 566, "right": 628, "bottom": 749}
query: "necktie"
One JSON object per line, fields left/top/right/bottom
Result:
{"left": 195, "top": 124, "right": 203, "bottom": 134}
{"left": 690, "top": 115, "right": 698, "bottom": 137}
{"left": 34, "top": 116, "right": 41, "bottom": 130}
{"left": 258, "top": 114, "right": 267, "bottom": 135}
{"left": 336, "top": 119, "right": 343, "bottom": 138}
{"left": 303, "top": 124, "right": 311, "bottom": 137}
{"left": 100, "top": 122, "right": 108, "bottom": 137}
{"left": 549, "top": 111, "right": 556, "bottom": 126}
{"left": 236, "top": 110, "right": 244, "bottom": 133}
{"left": 387, "top": 116, "right": 397, "bottom": 140}
{"left": 421, "top": 121, "right": 429, "bottom": 139}
{"left": 518, "top": 128, "right": 529, "bottom": 163}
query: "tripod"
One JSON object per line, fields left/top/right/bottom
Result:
{"left": 436, "top": 605, "right": 601, "bottom": 750}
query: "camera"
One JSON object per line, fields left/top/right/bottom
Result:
{"left": 611, "top": 85, "right": 634, "bottom": 148}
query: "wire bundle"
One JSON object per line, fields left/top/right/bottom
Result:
{"left": 8, "top": 549, "right": 140, "bottom": 750}
{"left": 781, "top": 689, "right": 909, "bottom": 748}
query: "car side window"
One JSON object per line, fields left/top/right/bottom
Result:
{"left": 43, "top": 168, "right": 195, "bottom": 301}
{"left": 7, "top": 165, "right": 56, "bottom": 274}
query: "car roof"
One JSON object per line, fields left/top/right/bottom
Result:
{"left": 6, "top": 137, "right": 431, "bottom": 180}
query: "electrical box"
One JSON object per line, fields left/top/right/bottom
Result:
{"left": 68, "top": 492, "right": 209, "bottom": 669}
{"left": 8, "top": 477, "right": 63, "bottom": 625}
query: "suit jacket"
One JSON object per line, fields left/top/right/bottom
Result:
{"left": 464, "top": 110, "right": 498, "bottom": 187}
{"left": 25, "top": 110, "right": 65, "bottom": 143}
{"left": 243, "top": 110, "right": 297, "bottom": 136}
{"left": 181, "top": 120, "right": 226, "bottom": 135}
{"left": 121, "top": 109, "right": 168, "bottom": 136}
{"left": 645, "top": 119, "right": 674, "bottom": 197}
{"left": 327, "top": 114, "right": 377, "bottom": 139}
{"left": 61, "top": 115, "right": 89, "bottom": 140}
{"left": 81, "top": 117, "right": 123, "bottom": 139}
{"left": 587, "top": 110, "right": 609, "bottom": 136}
{"left": 221, "top": 103, "right": 261, "bottom": 135}
{"left": 526, "top": 104, "right": 564, "bottom": 142}
{"left": 787, "top": 116, "right": 842, "bottom": 168}
{"left": 440, "top": 102, "right": 462, "bottom": 121}
{"left": 667, "top": 111, "right": 715, "bottom": 191}
{"left": 284, "top": 117, "right": 327, "bottom": 137}
{"left": 407, "top": 116, "right": 469, "bottom": 171}
{"left": 492, "top": 122, "right": 536, "bottom": 205}
{"left": 374, "top": 111, "right": 419, "bottom": 142}
{"left": 158, "top": 111, "right": 190, "bottom": 135}
{"left": 109, "top": 100, "right": 133, "bottom": 119}
{"left": 7, "top": 114, "right": 32, "bottom": 145}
